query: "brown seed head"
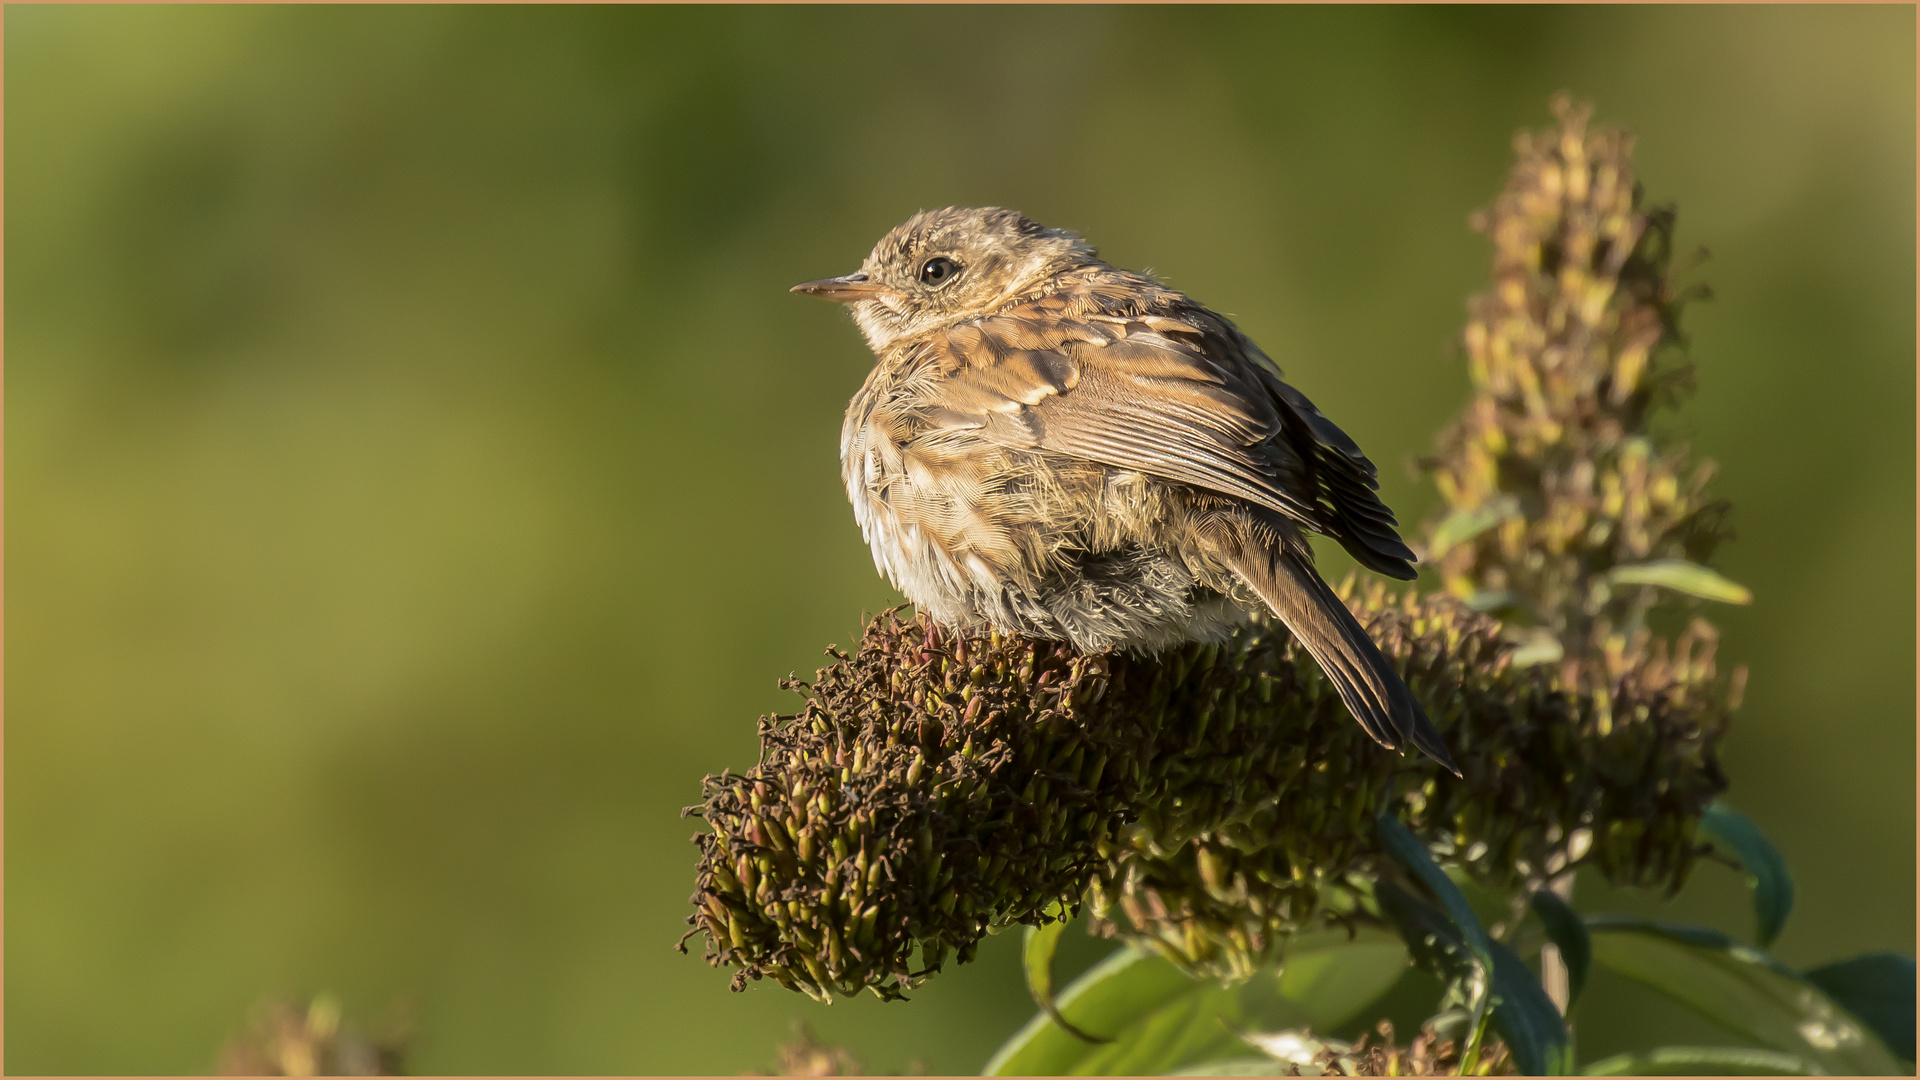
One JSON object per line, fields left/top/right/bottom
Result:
{"left": 1423, "top": 96, "right": 1732, "bottom": 694}
{"left": 682, "top": 583, "right": 1729, "bottom": 996}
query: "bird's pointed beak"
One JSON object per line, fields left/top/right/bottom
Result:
{"left": 791, "top": 272, "right": 885, "bottom": 303}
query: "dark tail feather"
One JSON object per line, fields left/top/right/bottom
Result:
{"left": 1213, "top": 528, "right": 1460, "bottom": 775}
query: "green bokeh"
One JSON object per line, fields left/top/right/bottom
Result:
{"left": 6, "top": 6, "right": 1912, "bottom": 1074}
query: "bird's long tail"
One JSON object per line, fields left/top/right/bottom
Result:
{"left": 1205, "top": 518, "right": 1460, "bottom": 775}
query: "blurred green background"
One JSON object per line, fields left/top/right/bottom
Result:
{"left": 6, "top": 5, "right": 1913, "bottom": 1074}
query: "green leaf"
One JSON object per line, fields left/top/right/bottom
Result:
{"left": 1375, "top": 814, "right": 1498, "bottom": 1062}
{"left": 1464, "top": 589, "right": 1517, "bottom": 613}
{"left": 1376, "top": 814, "right": 1520, "bottom": 1068}
{"left": 1488, "top": 937, "right": 1576, "bottom": 1076}
{"left": 1376, "top": 815, "right": 1494, "bottom": 977}
{"left": 983, "top": 929, "right": 1407, "bottom": 1077}
{"left": 984, "top": 948, "right": 1193, "bottom": 1076}
{"left": 1024, "top": 917, "right": 1108, "bottom": 1045}
{"left": 1375, "top": 879, "right": 1470, "bottom": 972}
{"left": 1428, "top": 496, "right": 1520, "bottom": 557}
{"left": 1580, "top": 1046, "right": 1813, "bottom": 1075}
{"left": 1802, "top": 953, "right": 1916, "bottom": 1062}
{"left": 1375, "top": 880, "right": 1571, "bottom": 1076}
{"left": 1276, "top": 933, "right": 1411, "bottom": 1031}
{"left": 1696, "top": 802, "right": 1794, "bottom": 948}
{"left": 1507, "top": 630, "right": 1565, "bottom": 669}
{"left": 1606, "top": 559, "right": 1753, "bottom": 604}
{"left": 1530, "top": 889, "right": 1591, "bottom": 1007}
{"left": 1168, "top": 1058, "right": 1288, "bottom": 1076}
{"left": 1064, "top": 981, "right": 1274, "bottom": 1076}
{"left": 1586, "top": 917, "right": 1906, "bottom": 1075}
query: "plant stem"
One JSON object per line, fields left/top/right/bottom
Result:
{"left": 1457, "top": 1002, "right": 1494, "bottom": 1076}
{"left": 1541, "top": 873, "right": 1575, "bottom": 1014}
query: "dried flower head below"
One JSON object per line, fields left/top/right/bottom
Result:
{"left": 681, "top": 586, "right": 1728, "bottom": 1000}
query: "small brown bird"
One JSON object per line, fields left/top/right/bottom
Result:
{"left": 794, "top": 207, "right": 1456, "bottom": 772}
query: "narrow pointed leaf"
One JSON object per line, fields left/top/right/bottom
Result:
{"left": 1427, "top": 496, "right": 1520, "bottom": 556}
{"left": 1607, "top": 559, "right": 1753, "bottom": 604}
{"left": 1508, "top": 631, "right": 1566, "bottom": 669}
{"left": 1696, "top": 801, "right": 1794, "bottom": 948}
{"left": 1382, "top": 814, "right": 1497, "bottom": 1045}
{"left": 985, "top": 948, "right": 1191, "bottom": 1076}
{"left": 1489, "top": 937, "right": 1576, "bottom": 1075}
{"left": 1376, "top": 881, "right": 1569, "bottom": 1075}
{"left": 1376, "top": 814, "right": 1505, "bottom": 1059}
{"left": 1802, "top": 952, "right": 1916, "bottom": 1062}
{"left": 1530, "top": 889, "right": 1591, "bottom": 1007}
{"left": 1377, "top": 814, "right": 1494, "bottom": 974}
{"left": 1586, "top": 917, "right": 1905, "bottom": 1075}
{"left": 1465, "top": 589, "right": 1518, "bottom": 613}
{"left": 1375, "top": 879, "right": 1471, "bottom": 974}
{"left": 1024, "top": 918, "right": 1107, "bottom": 1045}
{"left": 1580, "top": 1046, "right": 1813, "bottom": 1075}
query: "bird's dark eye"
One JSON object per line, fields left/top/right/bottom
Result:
{"left": 919, "top": 256, "right": 960, "bottom": 287}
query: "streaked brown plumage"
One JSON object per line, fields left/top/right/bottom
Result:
{"left": 794, "top": 207, "right": 1457, "bottom": 772}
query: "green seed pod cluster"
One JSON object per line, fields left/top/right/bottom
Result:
{"left": 1423, "top": 95, "right": 1734, "bottom": 683}
{"left": 685, "top": 576, "right": 1730, "bottom": 994}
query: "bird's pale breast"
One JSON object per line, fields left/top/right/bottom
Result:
{"left": 840, "top": 358, "right": 1247, "bottom": 653}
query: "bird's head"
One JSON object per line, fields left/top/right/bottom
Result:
{"left": 792, "top": 207, "right": 1098, "bottom": 352}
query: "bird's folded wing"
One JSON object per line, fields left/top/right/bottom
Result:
{"left": 914, "top": 298, "right": 1417, "bottom": 577}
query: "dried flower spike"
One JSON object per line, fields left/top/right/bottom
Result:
{"left": 1424, "top": 94, "right": 1737, "bottom": 697}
